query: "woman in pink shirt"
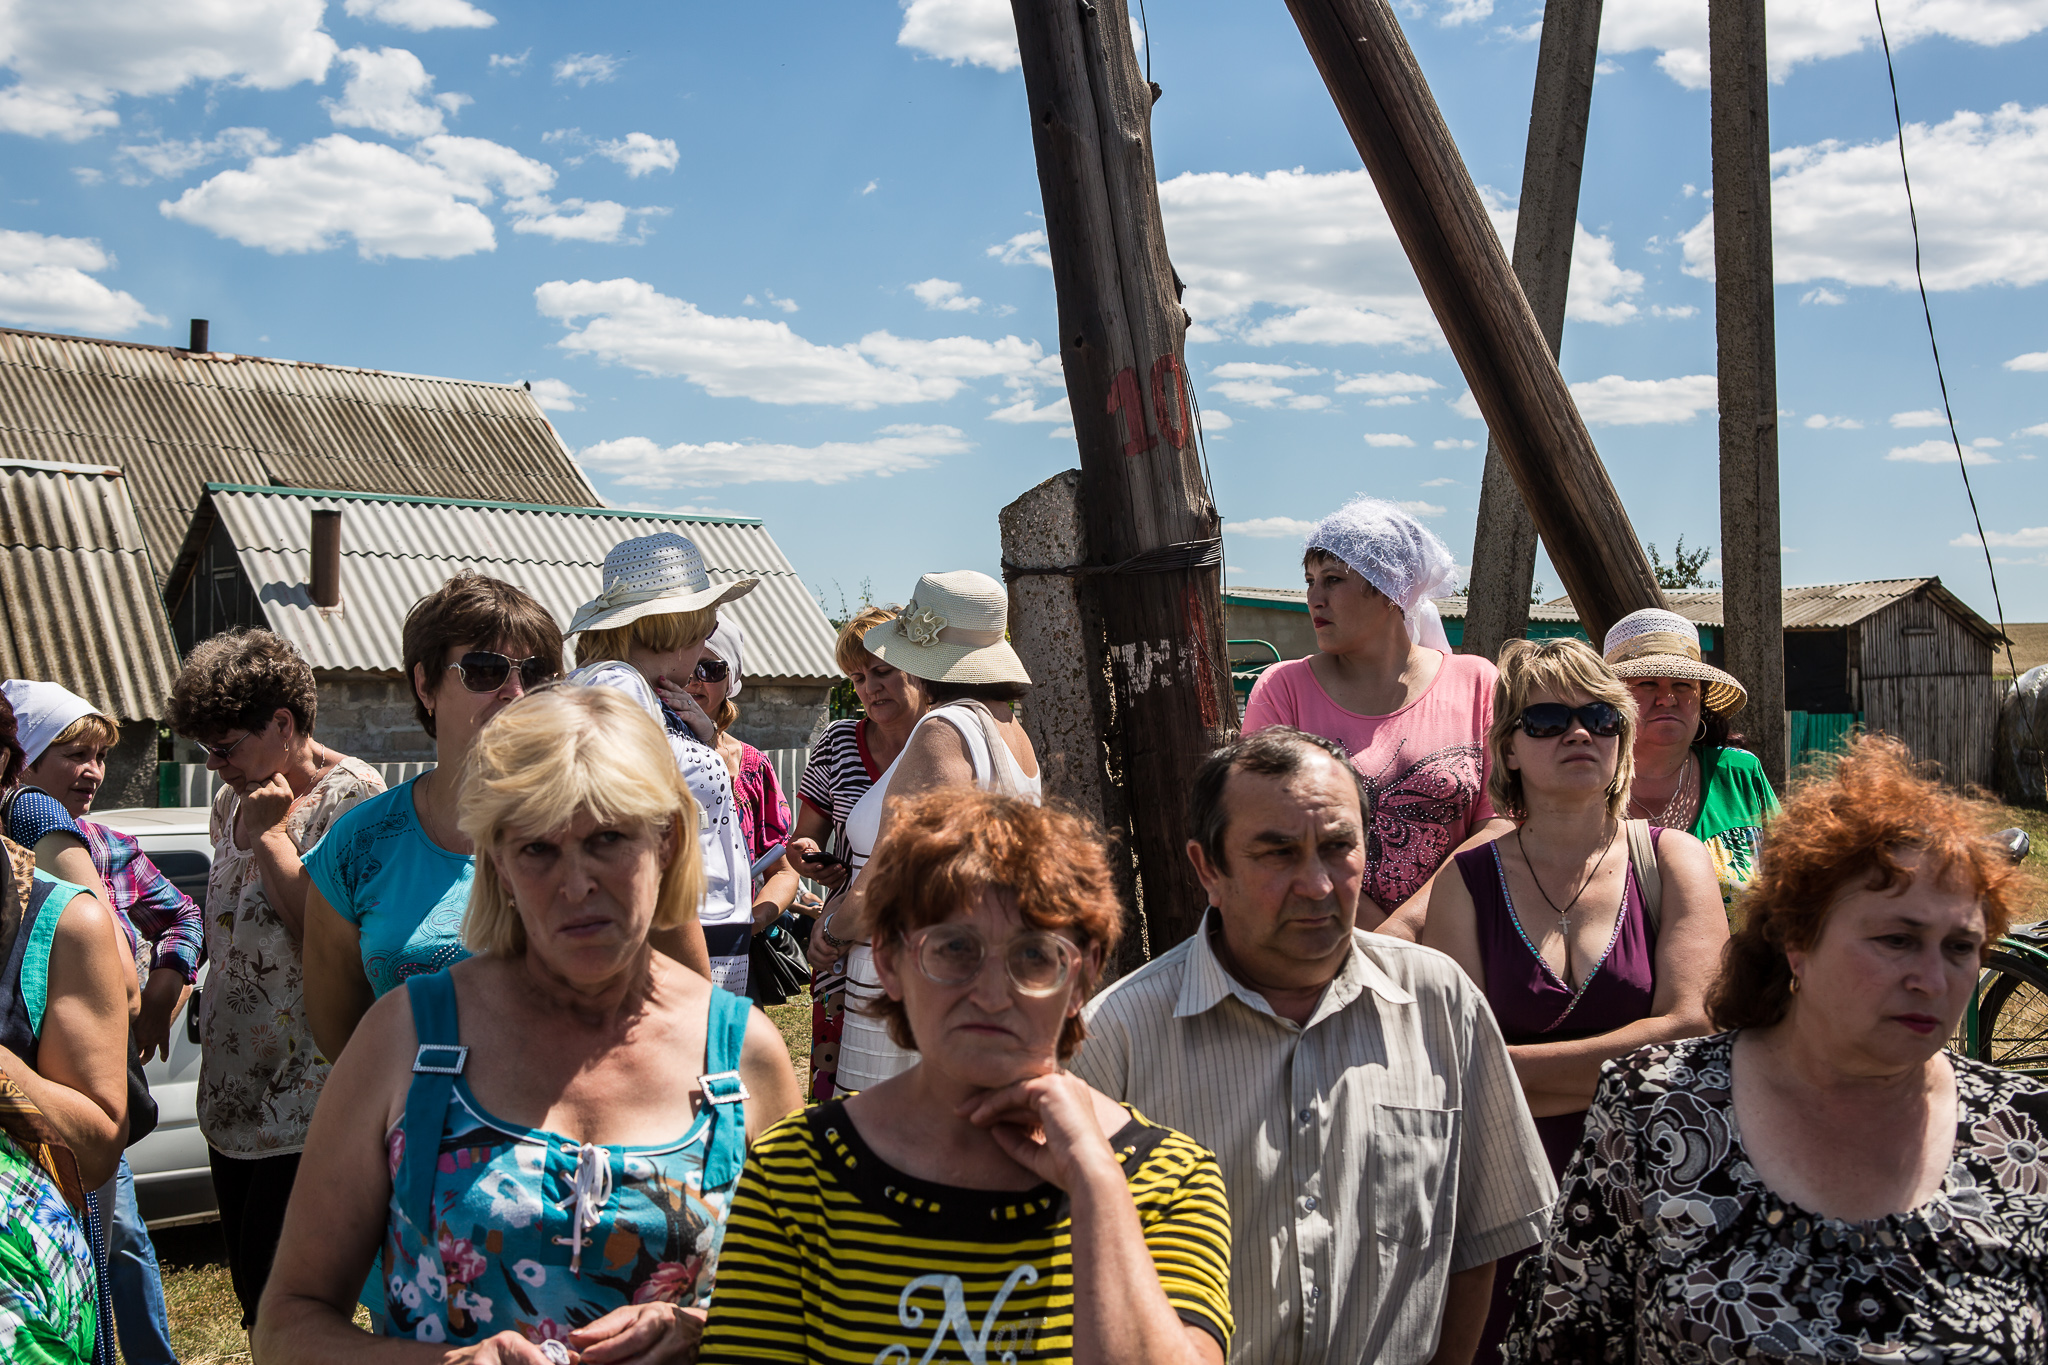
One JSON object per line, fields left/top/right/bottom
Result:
{"left": 1241, "top": 495, "right": 1497, "bottom": 925}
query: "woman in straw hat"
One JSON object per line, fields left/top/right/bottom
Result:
{"left": 806, "top": 570, "right": 1041, "bottom": 1097}
{"left": 1602, "top": 608, "right": 1780, "bottom": 917}
{"left": 1242, "top": 495, "right": 1497, "bottom": 926}
{"left": 566, "top": 532, "right": 759, "bottom": 992}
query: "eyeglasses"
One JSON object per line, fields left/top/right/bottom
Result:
{"left": 1519, "top": 702, "right": 1624, "bottom": 739}
{"left": 693, "top": 658, "right": 730, "bottom": 683}
{"left": 904, "top": 924, "right": 1083, "bottom": 997}
{"left": 447, "top": 651, "right": 559, "bottom": 693}
{"left": 202, "top": 730, "right": 256, "bottom": 764}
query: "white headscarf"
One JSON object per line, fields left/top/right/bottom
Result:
{"left": 2, "top": 680, "right": 102, "bottom": 767}
{"left": 1303, "top": 496, "right": 1460, "bottom": 651}
{"left": 703, "top": 619, "right": 745, "bottom": 699}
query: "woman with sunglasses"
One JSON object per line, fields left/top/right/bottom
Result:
{"left": 303, "top": 574, "right": 580, "bottom": 1066}
{"left": 164, "top": 628, "right": 385, "bottom": 1329}
{"left": 1417, "top": 638, "right": 1726, "bottom": 1354}
{"left": 701, "top": 789, "right": 1233, "bottom": 1365}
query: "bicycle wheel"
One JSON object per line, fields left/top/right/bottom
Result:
{"left": 1974, "top": 949, "right": 2048, "bottom": 1074}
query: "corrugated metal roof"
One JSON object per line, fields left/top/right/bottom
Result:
{"left": 0, "top": 460, "right": 181, "bottom": 720}
{"left": 1546, "top": 578, "right": 2005, "bottom": 642}
{"left": 203, "top": 486, "right": 841, "bottom": 683}
{"left": 0, "top": 326, "right": 598, "bottom": 590}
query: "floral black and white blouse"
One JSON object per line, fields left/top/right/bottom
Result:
{"left": 1505, "top": 1031, "right": 2048, "bottom": 1364}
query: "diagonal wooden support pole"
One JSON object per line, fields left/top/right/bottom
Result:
{"left": 1286, "top": 0, "right": 1664, "bottom": 647}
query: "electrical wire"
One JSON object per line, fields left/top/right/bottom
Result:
{"left": 1871, "top": 0, "right": 2028, "bottom": 693}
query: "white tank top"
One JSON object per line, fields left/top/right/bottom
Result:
{"left": 842, "top": 703, "right": 1041, "bottom": 879}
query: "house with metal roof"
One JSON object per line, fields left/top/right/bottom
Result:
{"left": 0, "top": 322, "right": 597, "bottom": 595}
{"left": 0, "top": 458, "right": 181, "bottom": 805}
{"left": 166, "top": 485, "right": 841, "bottom": 766}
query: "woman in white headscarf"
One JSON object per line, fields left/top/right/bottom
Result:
{"left": 1241, "top": 495, "right": 1499, "bottom": 926}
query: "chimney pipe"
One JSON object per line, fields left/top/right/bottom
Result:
{"left": 188, "top": 319, "right": 209, "bottom": 354}
{"left": 310, "top": 508, "right": 342, "bottom": 609}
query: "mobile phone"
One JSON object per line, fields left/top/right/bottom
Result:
{"left": 802, "top": 847, "right": 849, "bottom": 871}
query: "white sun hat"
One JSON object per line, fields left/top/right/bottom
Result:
{"left": 861, "top": 570, "right": 1032, "bottom": 686}
{"left": 1602, "top": 608, "right": 1749, "bottom": 717}
{"left": 702, "top": 619, "right": 745, "bottom": 698}
{"left": 566, "top": 532, "right": 758, "bottom": 638}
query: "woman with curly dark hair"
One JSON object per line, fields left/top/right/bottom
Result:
{"left": 166, "top": 629, "right": 383, "bottom": 1329}
{"left": 1506, "top": 736, "right": 2044, "bottom": 1363}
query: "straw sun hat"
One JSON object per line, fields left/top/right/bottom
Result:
{"left": 1601, "top": 608, "right": 1748, "bottom": 717}
{"left": 566, "top": 532, "right": 758, "bottom": 637}
{"left": 862, "top": 570, "right": 1032, "bottom": 686}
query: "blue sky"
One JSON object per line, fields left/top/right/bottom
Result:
{"left": 4, "top": 0, "right": 2046, "bottom": 622}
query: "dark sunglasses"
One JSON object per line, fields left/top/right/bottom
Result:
{"left": 447, "top": 651, "right": 558, "bottom": 693}
{"left": 1519, "top": 701, "right": 1624, "bottom": 739}
{"left": 693, "top": 658, "right": 730, "bottom": 683}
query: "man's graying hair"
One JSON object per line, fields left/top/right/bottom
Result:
{"left": 1188, "top": 726, "right": 1369, "bottom": 873}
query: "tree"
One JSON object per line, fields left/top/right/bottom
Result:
{"left": 1646, "top": 536, "right": 1718, "bottom": 591}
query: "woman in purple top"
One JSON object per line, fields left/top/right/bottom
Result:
{"left": 1420, "top": 639, "right": 1727, "bottom": 1355}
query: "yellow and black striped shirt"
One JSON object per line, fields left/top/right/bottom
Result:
{"left": 700, "top": 1100, "right": 1233, "bottom": 1362}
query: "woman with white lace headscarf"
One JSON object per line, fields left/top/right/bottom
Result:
{"left": 1241, "top": 495, "right": 1503, "bottom": 927}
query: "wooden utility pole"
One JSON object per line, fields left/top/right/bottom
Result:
{"left": 1462, "top": 0, "right": 1605, "bottom": 662}
{"left": 1011, "top": 0, "right": 1234, "bottom": 953}
{"left": 1286, "top": 0, "right": 1663, "bottom": 646}
{"left": 1708, "top": 0, "right": 1788, "bottom": 787}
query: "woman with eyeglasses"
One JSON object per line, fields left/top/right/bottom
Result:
{"left": 304, "top": 574, "right": 591, "bottom": 1066}
{"left": 1417, "top": 637, "right": 1727, "bottom": 1357}
{"left": 701, "top": 789, "right": 1233, "bottom": 1365}
{"left": 164, "top": 629, "right": 385, "bottom": 1330}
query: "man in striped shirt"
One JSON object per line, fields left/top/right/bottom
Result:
{"left": 1070, "top": 727, "right": 1556, "bottom": 1365}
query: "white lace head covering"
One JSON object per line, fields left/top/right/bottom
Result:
{"left": 1303, "top": 496, "right": 1459, "bottom": 650}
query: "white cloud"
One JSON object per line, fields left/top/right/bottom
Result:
{"left": 536, "top": 276, "right": 1046, "bottom": 408}
{"left": 1335, "top": 371, "right": 1440, "bottom": 397}
{"left": 1421, "top": 477, "right": 1457, "bottom": 486}
{"left": 0, "top": 229, "right": 162, "bottom": 333}
{"left": 526, "top": 377, "right": 581, "bottom": 411}
{"left": 990, "top": 392, "right": 1070, "bottom": 423}
{"left": 488, "top": 50, "right": 530, "bottom": 71}
{"left": 862, "top": 179, "right": 879, "bottom": 195}
{"left": 0, "top": 0, "right": 337, "bottom": 140}
{"left": 1568, "top": 373, "right": 1719, "bottom": 425}
{"left": 1803, "top": 414, "right": 1864, "bottom": 429}
{"left": 911, "top": 278, "right": 982, "bottom": 312}
{"left": 1887, "top": 438, "right": 1999, "bottom": 464}
{"left": 1801, "top": 287, "right": 1846, "bottom": 306}
{"left": 1227, "top": 516, "right": 1317, "bottom": 539}
{"left": 987, "top": 229, "right": 1051, "bottom": 269}
{"left": 1681, "top": 105, "right": 2048, "bottom": 291}
{"left": 1955, "top": 525, "right": 2048, "bottom": 547}
{"left": 343, "top": 0, "right": 496, "bottom": 31}
{"left": 1434, "top": 437, "right": 1478, "bottom": 449}
{"left": 1891, "top": 409, "right": 1945, "bottom": 428}
{"left": 325, "top": 46, "right": 469, "bottom": 138}
{"left": 112, "top": 127, "right": 277, "bottom": 184}
{"left": 1208, "top": 363, "right": 1329, "bottom": 409}
{"left": 2022, "top": 422, "right": 2048, "bottom": 437}
{"left": 554, "top": 53, "right": 620, "bottom": 85}
{"left": 1450, "top": 390, "right": 1483, "bottom": 420}
{"left": 1396, "top": 500, "right": 1447, "bottom": 516}
{"left": 596, "top": 132, "right": 679, "bottom": 177}
{"left": 897, "top": 0, "right": 1018, "bottom": 70}
{"left": 1048, "top": 425, "right": 1074, "bottom": 440}
{"left": 1363, "top": 432, "right": 1417, "bottom": 447}
{"left": 1599, "top": 0, "right": 2048, "bottom": 91}
{"left": 2008, "top": 350, "right": 2048, "bottom": 371}
{"left": 1565, "top": 226, "right": 1645, "bottom": 323}
{"left": 579, "top": 424, "right": 973, "bottom": 488}
{"left": 1198, "top": 408, "right": 1234, "bottom": 431}
{"left": 510, "top": 196, "right": 656, "bottom": 243}
{"left": 160, "top": 133, "right": 560, "bottom": 259}
{"left": 1652, "top": 303, "right": 1699, "bottom": 318}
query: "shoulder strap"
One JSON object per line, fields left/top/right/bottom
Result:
{"left": 1625, "top": 819, "right": 1662, "bottom": 939}
{"left": 697, "top": 987, "right": 753, "bottom": 1192}
{"left": 398, "top": 971, "right": 467, "bottom": 1247}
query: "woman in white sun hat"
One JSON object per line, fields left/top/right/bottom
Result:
{"left": 567, "top": 531, "right": 758, "bottom": 991}
{"left": 806, "top": 570, "right": 1041, "bottom": 1096}
{"left": 1603, "top": 607, "right": 1779, "bottom": 919}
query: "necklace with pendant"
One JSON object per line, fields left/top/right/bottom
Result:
{"left": 1519, "top": 824, "right": 1617, "bottom": 941}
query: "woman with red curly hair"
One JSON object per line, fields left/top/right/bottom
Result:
{"left": 1506, "top": 736, "right": 2046, "bottom": 1363}
{"left": 701, "top": 790, "right": 1233, "bottom": 1365}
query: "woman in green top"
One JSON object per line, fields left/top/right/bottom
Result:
{"left": 1603, "top": 609, "right": 1780, "bottom": 917}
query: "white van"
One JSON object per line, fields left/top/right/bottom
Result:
{"left": 90, "top": 806, "right": 217, "bottom": 1226}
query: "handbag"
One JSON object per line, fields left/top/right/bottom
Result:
{"left": 746, "top": 919, "right": 811, "bottom": 1007}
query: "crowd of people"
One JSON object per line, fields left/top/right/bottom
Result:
{"left": 0, "top": 495, "right": 2041, "bottom": 1365}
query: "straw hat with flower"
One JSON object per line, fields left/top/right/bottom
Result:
{"left": 1601, "top": 608, "right": 1748, "bottom": 716}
